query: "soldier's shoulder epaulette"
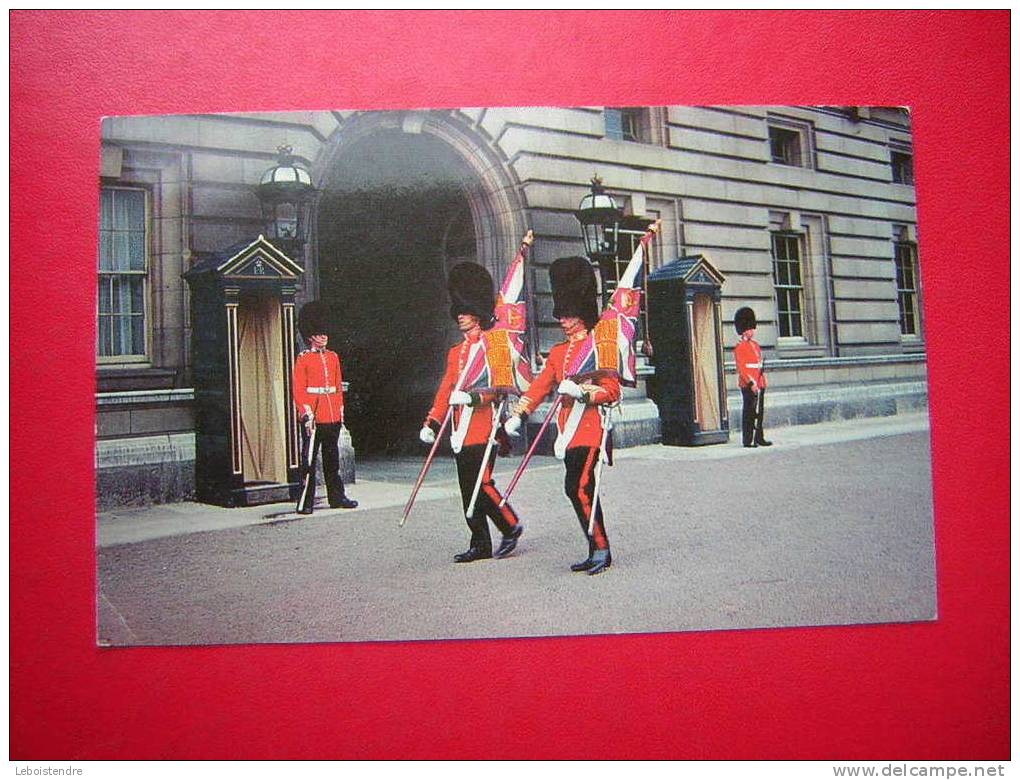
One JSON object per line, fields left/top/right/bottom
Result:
{"left": 298, "top": 348, "right": 312, "bottom": 357}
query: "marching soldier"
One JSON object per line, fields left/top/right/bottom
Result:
{"left": 733, "top": 306, "right": 772, "bottom": 448}
{"left": 420, "top": 263, "right": 524, "bottom": 563}
{"left": 504, "top": 257, "right": 620, "bottom": 576}
{"left": 293, "top": 301, "right": 358, "bottom": 514}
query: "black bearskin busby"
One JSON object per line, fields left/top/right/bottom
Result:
{"left": 447, "top": 262, "right": 496, "bottom": 328}
{"left": 298, "top": 301, "right": 331, "bottom": 341}
{"left": 734, "top": 306, "right": 757, "bottom": 335}
{"left": 550, "top": 256, "right": 600, "bottom": 331}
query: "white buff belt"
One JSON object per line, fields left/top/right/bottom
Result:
{"left": 553, "top": 399, "right": 586, "bottom": 459}
{"left": 449, "top": 340, "right": 482, "bottom": 454}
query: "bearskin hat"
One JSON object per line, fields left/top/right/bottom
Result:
{"left": 297, "top": 301, "right": 331, "bottom": 341}
{"left": 447, "top": 262, "right": 496, "bottom": 327}
{"left": 550, "top": 256, "right": 600, "bottom": 331}
{"left": 734, "top": 306, "right": 757, "bottom": 335}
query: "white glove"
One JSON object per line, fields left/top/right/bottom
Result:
{"left": 302, "top": 413, "right": 315, "bottom": 433}
{"left": 557, "top": 379, "right": 584, "bottom": 400}
{"left": 503, "top": 415, "right": 523, "bottom": 438}
{"left": 449, "top": 390, "right": 472, "bottom": 406}
{"left": 419, "top": 425, "right": 436, "bottom": 445}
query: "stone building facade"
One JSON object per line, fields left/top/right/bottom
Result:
{"left": 97, "top": 105, "right": 926, "bottom": 506}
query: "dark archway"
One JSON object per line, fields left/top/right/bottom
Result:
{"left": 317, "top": 129, "right": 479, "bottom": 454}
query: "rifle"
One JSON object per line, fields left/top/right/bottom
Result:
{"left": 755, "top": 355, "right": 766, "bottom": 435}
{"left": 296, "top": 415, "right": 317, "bottom": 513}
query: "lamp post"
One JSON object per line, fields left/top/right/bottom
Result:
{"left": 256, "top": 145, "right": 317, "bottom": 257}
{"left": 575, "top": 175, "right": 623, "bottom": 306}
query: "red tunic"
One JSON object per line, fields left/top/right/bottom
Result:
{"left": 518, "top": 332, "right": 621, "bottom": 450}
{"left": 734, "top": 337, "right": 767, "bottom": 390}
{"left": 426, "top": 331, "right": 498, "bottom": 448}
{"left": 293, "top": 348, "right": 345, "bottom": 424}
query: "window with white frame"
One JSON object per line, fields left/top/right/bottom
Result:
{"left": 890, "top": 148, "right": 914, "bottom": 185}
{"left": 893, "top": 234, "right": 921, "bottom": 336}
{"left": 601, "top": 214, "right": 660, "bottom": 344}
{"left": 771, "top": 231, "right": 805, "bottom": 339}
{"left": 98, "top": 187, "right": 148, "bottom": 359}
{"left": 767, "top": 116, "right": 814, "bottom": 169}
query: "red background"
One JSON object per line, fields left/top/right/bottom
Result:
{"left": 10, "top": 11, "right": 1010, "bottom": 759}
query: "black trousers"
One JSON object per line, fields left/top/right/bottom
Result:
{"left": 455, "top": 443, "right": 521, "bottom": 554}
{"left": 297, "top": 422, "right": 348, "bottom": 512}
{"left": 741, "top": 386, "right": 767, "bottom": 446}
{"left": 564, "top": 446, "right": 610, "bottom": 552}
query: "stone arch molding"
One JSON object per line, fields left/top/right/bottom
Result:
{"left": 313, "top": 109, "right": 528, "bottom": 282}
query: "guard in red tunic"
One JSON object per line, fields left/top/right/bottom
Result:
{"left": 293, "top": 301, "right": 358, "bottom": 514}
{"left": 420, "top": 263, "right": 524, "bottom": 563}
{"left": 505, "top": 257, "right": 620, "bottom": 576}
{"left": 733, "top": 306, "right": 772, "bottom": 448}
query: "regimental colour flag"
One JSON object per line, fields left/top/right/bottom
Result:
{"left": 568, "top": 221, "right": 660, "bottom": 386}
{"left": 463, "top": 231, "right": 535, "bottom": 395}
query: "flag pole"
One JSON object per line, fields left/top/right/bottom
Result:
{"left": 497, "top": 394, "right": 563, "bottom": 508}
{"left": 399, "top": 409, "right": 453, "bottom": 527}
{"left": 464, "top": 396, "right": 506, "bottom": 519}
{"left": 400, "top": 345, "right": 479, "bottom": 526}
{"left": 587, "top": 405, "right": 612, "bottom": 536}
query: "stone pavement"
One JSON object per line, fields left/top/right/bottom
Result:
{"left": 98, "top": 412, "right": 931, "bottom": 547}
{"left": 97, "top": 412, "right": 936, "bottom": 646}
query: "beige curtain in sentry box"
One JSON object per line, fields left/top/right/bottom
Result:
{"left": 237, "top": 296, "right": 288, "bottom": 484}
{"left": 692, "top": 293, "right": 721, "bottom": 432}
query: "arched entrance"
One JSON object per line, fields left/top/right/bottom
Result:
{"left": 314, "top": 114, "right": 524, "bottom": 454}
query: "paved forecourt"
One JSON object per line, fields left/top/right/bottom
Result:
{"left": 97, "top": 414, "right": 935, "bottom": 646}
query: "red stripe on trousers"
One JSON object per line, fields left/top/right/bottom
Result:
{"left": 577, "top": 448, "right": 608, "bottom": 549}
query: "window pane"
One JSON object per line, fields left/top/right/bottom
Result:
{"left": 113, "top": 190, "right": 129, "bottom": 229}
{"left": 129, "top": 230, "right": 146, "bottom": 271}
{"left": 98, "top": 278, "right": 111, "bottom": 314}
{"left": 119, "top": 314, "right": 133, "bottom": 354}
{"left": 111, "top": 315, "right": 123, "bottom": 354}
{"left": 622, "top": 109, "right": 640, "bottom": 142}
{"left": 115, "top": 276, "right": 131, "bottom": 315}
{"left": 776, "top": 261, "right": 789, "bottom": 286}
{"left": 125, "top": 190, "right": 145, "bottom": 229}
{"left": 130, "top": 277, "right": 144, "bottom": 314}
{"left": 791, "top": 313, "right": 802, "bottom": 338}
{"left": 99, "top": 232, "right": 113, "bottom": 271}
{"left": 789, "top": 259, "right": 801, "bottom": 287}
{"left": 131, "top": 314, "right": 145, "bottom": 353}
{"left": 604, "top": 108, "right": 623, "bottom": 140}
{"left": 902, "top": 251, "right": 915, "bottom": 289}
{"left": 100, "top": 189, "right": 114, "bottom": 230}
{"left": 98, "top": 316, "right": 111, "bottom": 356}
{"left": 114, "top": 232, "right": 130, "bottom": 271}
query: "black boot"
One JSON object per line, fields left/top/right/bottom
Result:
{"left": 495, "top": 524, "right": 524, "bottom": 559}
{"left": 754, "top": 437, "right": 773, "bottom": 447}
{"left": 586, "top": 548, "right": 612, "bottom": 576}
{"left": 454, "top": 546, "right": 492, "bottom": 563}
{"left": 571, "top": 538, "right": 596, "bottom": 572}
{"left": 329, "top": 495, "right": 359, "bottom": 509}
